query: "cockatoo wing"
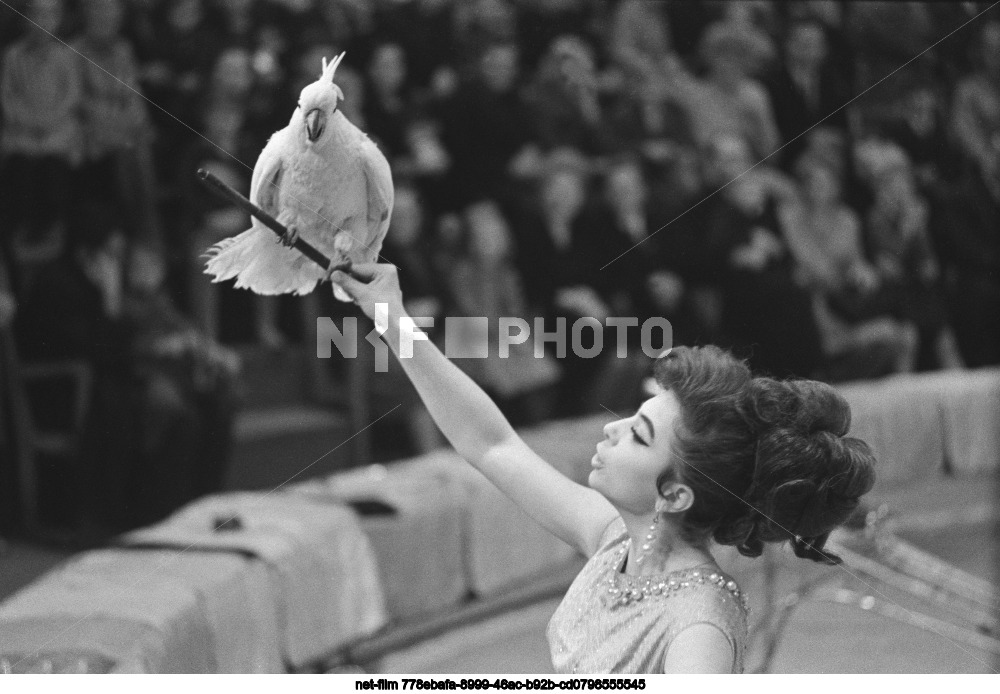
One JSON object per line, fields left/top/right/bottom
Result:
{"left": 359, "top": 136, "right": 394, "bottom": 263}
{"left": 205, "top": 127, "right": 322, "bottom": 295}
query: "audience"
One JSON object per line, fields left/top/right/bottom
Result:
{"left": 855, "top": 139, "right": 964, "bottom": 370}
{"left": 661, "top": 20, "right": 780, "bottom": 160}
{"left": 765, "top": 16, "right": 849, "bottom": 168}
{"left": 950, "top": 21, "right": 1000, "bottom": 195}
{"left": 699, "top": 134, "right": 824, "bottom": 378}
{"left": 445, "top": 199, "right": 560, "bottom": 425}
{"left": 4, "top": 0, "right": 1000, "bottom": 530}
{"left": 14, "top": 203, "right": 139, "bottom": 531}
{"left": 0, "top": 0, "right": 80, "bottom": 267}
{"left": 72, "top": 0, "right": 160, "bottom": 242}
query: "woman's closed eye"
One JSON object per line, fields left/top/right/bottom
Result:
{"left": 631, "top": 426, "right": 648, "bottom": 446}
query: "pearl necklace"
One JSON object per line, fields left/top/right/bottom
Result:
{"left": 604, "top": 539, "right": 748, "bottom": 610}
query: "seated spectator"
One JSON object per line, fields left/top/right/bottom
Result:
{"left": 928, "top": 164, "right": 1000, "bottom": 367}
{"left": 15, "top": 203, "right": 139, "bottom": 531}
{"left": 380, "top": 183, "right": 450, "bottom": 323}
{"left": 778, "top": 150, "right": 918, "bottom": 379}
{"left": 779, "top": 151, "right": 881, "bottom": 299}
{"left": 661, "top": 20, "right": 780, "bottom": 160}
{"left": 515, "top": 0, "right": 599, "bottom": 72}
{"left": 122, "top": 242, "right": 241, "bottom": 524}
{"left": 855, "top": 140, "right": 964, "bottom": 370}
{"left": 444, "top": 199, "right": 560, "bottom": 425}
{"left": 364, "top": 42, "right": 416, "bottom": 159}
{"left": 643, "top": 145, "right": 728, "bottom": 345}
{"left": 452, "top": 0, "right": 519, "bottom": 70}
{"left": 764, "top": 16, "right": 850, "bottom": 168}
{"left": 607, "top": 0, "right": 676, "bottom": 96}
{"left": 507, "top": 148, "right": 592, "bottom": 316}
{"left": 558, "top": 156, "right": 680, "bottom": 412}
{"left": 72, "top": 0, "right": 161, "bottom": 242}
{"left": 846, "top": 1, "right": 934, "bottom": 94}
{"left": 16, "top": 201, "right": 240, "bottom": 531}
{"left": 505, "top": 149, "right": 612, "bottom": 415}
{"left": 439, "top": 40, "right": 542, "bottom": 205}
{"left": 358, "top": 183, "right": 448, "bottom": 454}
{"left": 521, "top": 35, "right": 606, "bottom": 155}
{"left": 605, "top": 1, "right": 699, "bottom": 160}
{"left": 139, "top": 0, "right": 219, "bottom": 157}
{"left": 208, "top": 0, "right": 292, "bottom": 52}
{"left": 881, "top": 78, "right": 964, "bottom": 190}
{"left": 372, "top": 0, "right": 461, "bottom": 99}
{"left": 0, "top": 0, "right": 81, "bottom": 265}
{"left": 951, "top": 20, "right": 1000, "bottom": 196}
{"left": 699, "top": 134, "right": 825, "bottom": 378}
{"left": 364, "top": 42, "right": 451, "bottom": 187}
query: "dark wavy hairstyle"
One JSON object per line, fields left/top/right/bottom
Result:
{"left": 654, "top": 346, "right": 876, "bottom": 564}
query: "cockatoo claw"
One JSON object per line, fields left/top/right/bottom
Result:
{"left": 279, "top": 225, "right": 299, "bottom": 247}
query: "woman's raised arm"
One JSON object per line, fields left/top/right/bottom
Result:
{"left": 331, "top": 264, "right": 619, "bottom": 557}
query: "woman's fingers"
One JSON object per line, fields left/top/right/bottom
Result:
{"left": 330, "top": 263, "right": 402, "bottom": 318}
{"left": 330, "top": 270, "right": 364, "bottom": 299}
{"left": 347, "top": 262, "right": 380, "bottom": 282}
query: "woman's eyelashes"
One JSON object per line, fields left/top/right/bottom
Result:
{"left": 630, "top": 426, "right": 648, "bottom": 446}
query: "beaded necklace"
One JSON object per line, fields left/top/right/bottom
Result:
{"left": 604, "top": 538, "right": 749, "bottom": 611}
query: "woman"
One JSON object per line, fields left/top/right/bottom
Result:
{"left": 699, "top": 134, "right": 824, "bottom": 379}
{"left": 330, "top": 265, "right": 876, "bottom": 673}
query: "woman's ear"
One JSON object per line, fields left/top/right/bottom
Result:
{"left": 657, "top": 483, "right": 694, "bottom": 514}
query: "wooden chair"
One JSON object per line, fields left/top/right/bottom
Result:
{"left": 0, "top": 328, "right": 93, "bottom": 534}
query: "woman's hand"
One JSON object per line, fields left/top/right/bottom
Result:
{"left": 329, "top": 263, "right": 405, "bottom": 326}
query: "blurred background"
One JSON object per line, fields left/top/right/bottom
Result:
{"left": 0, "top": 0, "right": 998, "bottom": 674}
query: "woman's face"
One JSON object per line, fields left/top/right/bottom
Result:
{"left": 128, "top": 246, "right": 167, "bottom": 293}
{"left": 83, "top": 0, "right": 123, "bottom": 41}
{"left": 213, "top": 48, "right": 254, "bottom": 97}
{"left": 710, "top": 135, "right": 753, "bottom": 183}
{"left": 542, "top": 171, "right": 585, "bottom": 220}
{"left": 466, "top": 202, "right": 511, "bottom": 260}
{"left": 709, "top": 51, "right": 745, "bottom": 85}
{"left": 480, "top": 44, "right": 519, "bottom": 93}
{"left": 785, "top": 23, "right": 827, "bottom": 70}
{"left": 979, "top": 24, "right": 1000, "bottom": 77}
{"left": 590, "top": 392, "right": 682, "bottom": 516}
{"left": 801, "top": 164, "right": 840, "bottom": 205}
{"left": 390, "top": 187, "right": 423, "bottom": 246}
{"left": 369, "top": 44, "right": 407, "bottom": 93}
{"left": 607, "top": 162, "right": 647, "bottom": 210}
{"left": 28, "top": 0, "right": 62, "bottom": 35}
{"left": 168, "top": 0, "right": 203, "bottom": 32}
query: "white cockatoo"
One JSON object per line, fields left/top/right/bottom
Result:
{"left": 204, "top": 53, "right": 393, "bottom": 301}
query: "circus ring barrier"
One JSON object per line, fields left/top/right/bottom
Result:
{"left": 0, "top": 369, "right": 997, "bottom": 673}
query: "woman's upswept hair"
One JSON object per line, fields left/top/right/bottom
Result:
{"left": 654, "top": 346, "right": 876, "bottom": 564}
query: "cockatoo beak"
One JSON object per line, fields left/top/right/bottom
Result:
{"left": 305, "top": 108, "right": 326, "bottom": 142}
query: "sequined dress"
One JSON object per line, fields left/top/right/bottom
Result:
{"left": 547, "top": 519, "right": 749, "bottom": 673}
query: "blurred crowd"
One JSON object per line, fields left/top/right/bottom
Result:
{"left": 3, "top": 0, "right": 1000, "bottom": 531}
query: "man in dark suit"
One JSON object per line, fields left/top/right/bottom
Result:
{"left": 765, "top": 18, "right": 850, "bottom": 168}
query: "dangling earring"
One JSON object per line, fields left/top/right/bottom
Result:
{"left": 636, "top": 513, "right": 659, "bottom": 565}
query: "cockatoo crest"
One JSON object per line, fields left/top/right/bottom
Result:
{"left": 298, "top": 53, "right": 346, "bottom": 143}
{"left": 321, "top": 53, "right": 346, "bottom": 83}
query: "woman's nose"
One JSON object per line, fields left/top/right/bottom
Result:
{"left": 603, "top": 419, "right": 622, "bottom": 441}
